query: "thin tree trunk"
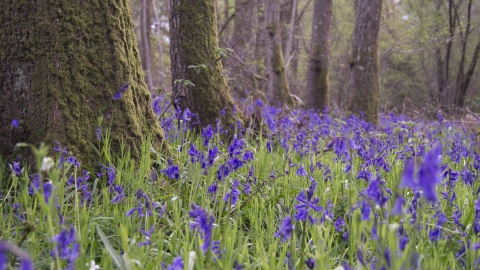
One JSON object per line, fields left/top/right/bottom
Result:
{"left": 305, "top": 0, "right": 332, "bottom": 109}
{"left": 153, "top": 0, "right": 166, "bottom": 90}
{"left": 265, "top": 0, "right": 294, "bottom": 107}
{"left": 456, "top": 39, "right": 480, "bottom": 107}
{"left": 170, "top": 0, "right": 241, "bottom": 128}
{"left": 0, "top": 0, "right": 168, "bottom": 164}
{"left": 142, "top": 0, "right": 154, "bottom": 91}
{"left": 349, "top": 0, "right": 383, "bottom": 124}
{"left": 284, "top": 0, "right": 298, "bottom": 63}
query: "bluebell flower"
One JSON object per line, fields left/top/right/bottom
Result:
{"left": 111, "top": 185, "right": 125, "bottom": 204}
{"left": 138, "top": 225, "right": 155, "bottom": 247}
{"left": 207, "top": 146, "right": 219, "bottom": 166}
{"left": 98, "top": 163, "right": 117, "bottom": 188}
{"left": 152, "top": 97, "right": 161, "bottom": 115}
{"left": 66, "top": 156, "right": 81, "bottom": 168}
{"left": 334, "top": 217, "right": 345, "bottom": 232}
{"left": 305, "top": 257, "right": 315, "bottom": 269}
{"left": 52, "top": 142, "right": 68, "bottom": 168}
{"left": 187, "top": 143, "right": 200, "bottom": 163}
{"left": 243, "top": 150, "right": 254, "bottom": 162}
{"left": 294, "top": 184, "right": 323, "bottom": 223}
{"left": 0, "top": 241, "right": 33, "bottom": 270}
{"left": 224, "top": 179, "right": 241, "bottom": 206}
{"left": 202, "top": 125, "right": 214, "bottom": 147}
{"left": 254, "top": 99, "right": 263, "bottom": 107}
{"left": 384, "top": 248, "right": 391, "bottom": 268}
{"left": 274, "top": 216, "right": 295, "bottom": 242}
{"left": 401, "top": 146, "right": 441, "bottom": 203}
{"left": 242, "top": 182, "right": 252, "bottom": 195}
{"left": 361, "top": 201, "right": 371, "bottom": 221}
{"left": 189, "top": 204, "right": 215, "bottom": 254}
{"left": 167, "top": 256, "right": 184, "bottom": 270}
{"left": 161, "top": 159, "right": 180, "bottom": 180}
{"left": 113, "top": 83, "right": 129, "bottom": 100}
{"left": 50, "top": 227, "right": 80, "bottom": 270}
{"left": 399, "top": 234, "right": 408, "bottom": 251}
{"left": 11, "top": 119, "right": 20, "bottom": 129}
{"left": 391, "top": 196, "right": 405, "bottom": 216}
{"left": 220, "top": 107, "right": 226, "bottom": 116}
{"left": 366, "top": 178, "right": 388, "bottom": 207}
{"left": 208, "top": 182, "right": 218, "bottom": 194}
{"left": 95, "top": 127, "right": 101, "bottom": 141}
{"left": 9, "top": 161, "right": 21, "bottom": 176}
{"left": 296, "top": 165, "right": 308, "bottom": 177}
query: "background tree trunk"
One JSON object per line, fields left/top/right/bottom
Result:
{"left": 0, "top": 0, "right": 167, "bottom": 165}
{"left": 348, "top": 0, "right": 383, "bottom": 124}
{"left": 141, "top": 0, "right": 154, "bottom": 91}
{"left": 305, "top": 0, "right": 332, "bottom": 109}
{"left": 265, "top": 0, "right": 294, "bottom": 107}
{"left": 170, "top": 0, "right": 240, "bottom": 128}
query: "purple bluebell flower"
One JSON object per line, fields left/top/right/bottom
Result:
{"left": 167, "top": 256, "right": 184, "bottom": 270}
{"left": 294, "top": 184, "right": 323, "bottom": 223}
{"left": 274, "top": 216, "right": 295, "bottom": 242}
{"left": 187, "top": 143, "right": 200, "bottom": 163}
{"left": 242, "top": 182, "right": 252, "bottom": 195}
{"left": 361, "top": 201, "right": 371, "bottom": 221}
{"left": 52, "top": 142, "right": 68, "bottom": 168}
{"left": 305, "top": 257, "right": 315, "bottom": 269}
{"left": 66, "top": 156, "right": 81, "bottom": 168}
{"left": 366, "top": 178, "right": 388, "bottom": 207}
{"left": 334, "top": 217, "right": 345, "bottom": 232}
{"left": 202, "top": 125, "right": 214, "bottom": 147}
{"left": 11, "top": 119, "right": 20, "bottom": 129}
{"left": 152, "top": 97, "right": 161, "bottom": 115}
{"left": 401, "top": 146, "right": 441, "bottom": 203}
{"left": 0, "top": 241, "right": 34, "bottom": 270}
{"left": 98, "top": 163, "right": 117, "bottom": 188}
{"left": 384, "top": 248, "right": 391, "bottom": 268}
{"left": 208, "top": 182, "right": 218, "bottom": 194}
{"left": 243, "top": 150, "right": 254, "bottom": 162}
{"left": 220, "top": 107, "right": 226, "bottom": 117}
{"left": 391, "top": 196, "right": 405, "bottom": 216}
{"left": 296, "top": 165, "right": 308, "bottom": 177}
{"left": 138, "top": 225, "right": 155, "bottom": 247}
{"left": 224, "top": 179, "right": 241, "bottom": 206}
{"left": 95, "top": 127, "right": 101, "bottom": 141}
{"left": 189, "top": 204, "right": 215, "bottom": 254}
{"left": 160, "top": 159, "right": 180, "bottom": 180}
{"left": 113, "top": 83, "right": 129, "bottom": 100}
{"left": 399, "top": 234, "right": 408, "bottom": 251}
{"left": 254, "top": 99, "right": 263, "bottom": 107}
{"left": 9, "top": 161, "right": 21, "bottom": 176}
{"left": 50, "top": 227, "right": 80, "bottom": 270}
{"left": 111, "top": 185, "right": 125, "bottom": 204}
{"left": 207, "top": 146, "right": 219, "bottom": 166}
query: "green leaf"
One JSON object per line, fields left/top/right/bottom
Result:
{"left": 96, "top": 225, "right": 129, "bottom": 270}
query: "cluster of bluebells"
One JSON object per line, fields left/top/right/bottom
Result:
{"left": 50, "top": 227, "right": 80, "bottom": 270}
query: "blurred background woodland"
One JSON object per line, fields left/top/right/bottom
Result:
{"left": 131, "top": 0, "right": 480, "bottom": 118}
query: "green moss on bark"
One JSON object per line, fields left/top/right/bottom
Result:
{"left": 0, "top": 0, "right": 168, "bottom": 166}
{"left": 170, "top": 0, "right": 242, "bottom": 129}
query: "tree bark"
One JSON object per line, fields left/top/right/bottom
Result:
{"left": 265, "top": 0, "right": 294, "bottom": 107}
{"left": 348, "top": 0, "right": 383, "bottom": 124}
{"left": 305, "top": 0, "right": 332, "bottom": 109}
{"left": 170, "top": 0, "right": 240, "bottom": 128}
{"left": 227, "top": 0, "right": 257, "bottom": 96}
{"left": 142, "top": 0, "right": 154, "bottom": 91}
{"left": 0, "top": 0, "right": 168, "bottom": 165}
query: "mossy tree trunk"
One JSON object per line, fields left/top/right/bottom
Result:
{"left": 0, "top": 0, "right": 168, "bottom": 166}
{"left": 348, "top": 0, "right": 382, "bottom": 124}
{"left": 305, "top": 0, "right": 332, "bottom": 109}
{"left": 170, "top": 0, "right": 240, "bottom": 129}
{"left": 265, "top": 0, "right": 294, "bottom": 107}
